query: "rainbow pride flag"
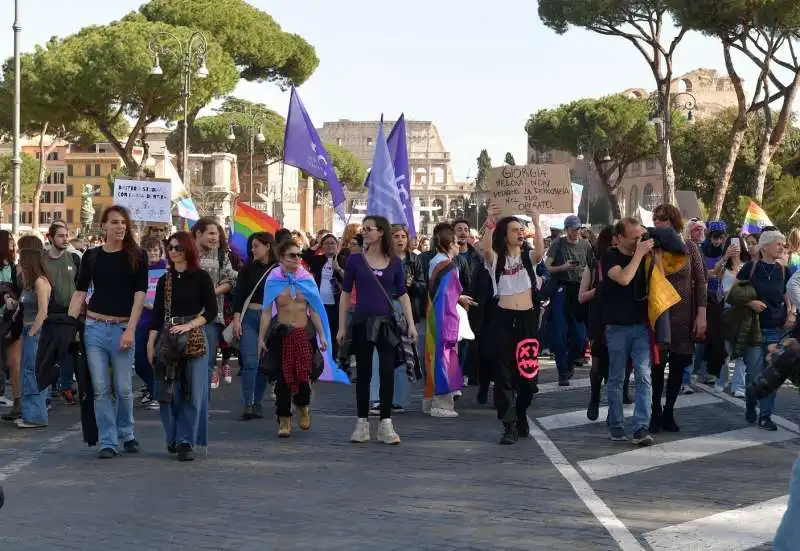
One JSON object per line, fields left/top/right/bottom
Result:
{"left": 424, "top": 258, "right": 463, "bottom": 397}
{"left": 230, "top": 201, "right": 280, "bottom": 261}
{"left": 742, "top": 200, "right": 773, "bottom": 235}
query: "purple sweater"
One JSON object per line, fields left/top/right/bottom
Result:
{"left": 342, "top": 254, "right": 405, "bottom": 316}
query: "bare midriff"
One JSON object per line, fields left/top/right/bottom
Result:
{"left": 275, "top": 289, "right": 309, "bottom": 329}
{"left": 498, "top": 292, "right": 534, "bottom": 311}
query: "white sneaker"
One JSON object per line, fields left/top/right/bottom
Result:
{"left": 0, "top": 396, "right": 13, "bottom": 407}
{"left": 714, "top": 382, "right": 726, "bottom": 393}
{"left": 734, "top": 389, "right": 746, "bottom": 398}
{"left": 350, "top": 418, "right": 370, "bottom": 443}
{"left": 430, "top": 407, "right": 459, "bottom": 418}
{"left": 376, "top": 418, "right": 400, "bottom": 445}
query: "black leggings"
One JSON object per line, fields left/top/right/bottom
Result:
{"left": 352, "top": 323, "right": 396, "bottom": 420}
{"left": 652, "top": 351, "right": 692, "bottom": 413}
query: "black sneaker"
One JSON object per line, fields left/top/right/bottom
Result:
{"left": 177, "top": 443, "right": 195, "bottom": 462}
{"left": 745, "top": 403, "right": 758, "bottom": 424}
{"left": 97, "top": 447, "right": 117, "bottom": 459}
{"left": 632, "top": 428, "right": 654, "bottom": 447}
{"left": 759, "top": 416, "right": 778, "bottom": 431}
{"left": 251, "top": 404, "right": 264, "bottom": 419}
{"left": 558, "top": 377, "right": 570, "bottom": 387}
{"left": 241, "top": 404, "right": 254, "bottom": 421}
{"left": 123, "top": 439, "right": 140, "bottom": 453}
{"left": 499, "top": 423, "right": 518, "bottom": 445}
{"left": 391, "top": 404, "right": 405, "bottom": 414}
{"left": 476, "top": 386, "right": 488, "bottom": 405}
{"left": 167, "top": 442, "right": 178, "bottom": 454}
{"left": 587, "top": 398, "right": 600, "bottom": 421}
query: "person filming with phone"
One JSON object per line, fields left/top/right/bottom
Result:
{"left": 545, "top": 215, "right": 595, "bottom": 386}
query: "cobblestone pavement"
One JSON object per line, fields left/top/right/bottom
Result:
{"left": 1, "top": 358, "right": 798, "bottom": 551}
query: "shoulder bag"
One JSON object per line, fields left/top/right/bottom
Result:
{"left": 222, "top": 266, "right": 270, "bottom": 344}
{"left": 162, "top": 272, "right": 207, "bottom": 359}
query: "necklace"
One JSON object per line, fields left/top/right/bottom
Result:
{"left": 763, "top": 261, "right": 778, "bottom": 280}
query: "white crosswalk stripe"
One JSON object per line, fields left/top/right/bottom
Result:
{"left": 530, "top": 375, "right": 798, "bottom": 550}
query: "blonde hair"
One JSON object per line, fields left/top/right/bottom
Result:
{"left": 788, "top": 227, "right": 800, "bottom": 253}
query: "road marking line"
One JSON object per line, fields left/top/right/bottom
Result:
{"left": 643, "top": 495, "right": 787, "bottom": 551}
{"left": 0, "top": 422, "right": 81, "bottom": 482}
{"left": 578, "top": 426, "right": 796, "bottom": 482}
{"left": 537, "top": 393, "right": 721, "bottom": 431}
{"left": 537, "top": 377, "right": 591, "bottom": 394}
{"left": 528, "top": 416, "right": 645, "bottom": 550}
{"left": 692, "top": 383, "right": 800, "bottom": 435}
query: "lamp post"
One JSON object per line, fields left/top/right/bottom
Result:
{"left": 227, "top": 106, "right": 266, "bottom": 205}
{"left": 649, "top": 91, "right": 697, "bottom": 125}
{"left": 11, "top": 0, "right": 21, "bottom": 234}
{"left": 148, "top": 31, "right": 209, "bottom": 192}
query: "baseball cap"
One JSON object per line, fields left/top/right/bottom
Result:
{"left": 564, "top": 215, "right": 582, "bottom": 229}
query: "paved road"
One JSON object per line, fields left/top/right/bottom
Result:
{"left": 1, "top": 359, "right": 798, "bottom": 551}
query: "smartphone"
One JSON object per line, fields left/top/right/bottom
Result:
{"left": 730, "top": 237, "right": 740, "bottom": 248}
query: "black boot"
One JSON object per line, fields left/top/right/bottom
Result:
{"left": 649, "top": 403, "right": 663, "bottom": 434}
{"left": 517, "top": 412, "right": 530, "bottom": 438}
{"left": 499, "top": 422, "right": 518, "bottom": 445}
{"left": 587, "top": 370, "right": 602, "bottom": 421}
{"left": 661, "top": 406, "right": 680, "bottom": 432}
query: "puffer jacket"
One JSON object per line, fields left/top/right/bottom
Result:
{"left": 724, "top": 281, "right": 763, "bottom": 358}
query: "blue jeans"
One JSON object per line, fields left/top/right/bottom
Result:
{"left": 721, "top": 342, "right": 747, "bottom": 393}
{"left": 774, "top": 455, "right": 800, "bottom": 550}
{"left": 197, "top": 323, "right": 220, "bottom": 448}
{"left": 692, "top": 342, "right": 708, "bottom": 378}
{"left": 134, "top": 323, "right": 154, "bottom": 395}
{"left": 157, "top": 344, "right": 209, "bottom": 447}
{"left": 743, "top": 326, "right": 782, "bottom": 419}
{"left": 84, "top": 320, "right": 135, "bottom": 449}
{"left": 20, "top": 329, "right": 46, "bottom": 424}
{"left": 550, "top": 287, "right": 587, "bottom": 379}
{"left": 239, "top": 309, "right": 268, "bottom": 406}
{"left": 369, "top": 349, "right": 409, "bottom": 407}
{"left": 605, "top": 324, "right": 651, "bottom": 433}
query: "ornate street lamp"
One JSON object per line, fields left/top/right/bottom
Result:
{"left": 227, "top": 105, "right": 267, "bottom": 205}
{"left": 148, "top": 31, "right": 209, "bottom": 191}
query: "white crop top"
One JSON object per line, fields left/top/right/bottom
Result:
{"left": 487, "top": 254, "right": 533, "bottom": 297}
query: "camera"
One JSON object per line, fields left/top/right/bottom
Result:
{"left": 750, "top": 338, "right": 800, "bottom": 398}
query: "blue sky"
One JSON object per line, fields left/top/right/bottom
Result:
{"left": 0, "top": 0, "right": 768, "bottom": 179}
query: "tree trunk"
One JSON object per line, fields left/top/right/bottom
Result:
{"left": 32, "top": 123, "right": 51, "bottom": 232}
{"left": 753, "top": 139, "right": 771, "bottom": 204}
{"left": 711, "top": 122, "right": 747, "bottom": 219}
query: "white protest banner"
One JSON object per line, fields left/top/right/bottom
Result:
{"left": 113, "top": 178, "right": 172, "bottom": 223}
{"left": 488, "top": 164, "right": 572, "bottom": 216}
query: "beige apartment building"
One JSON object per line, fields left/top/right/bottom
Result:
{"left": 528, "top": 68, "right": 739, "bottom": 218}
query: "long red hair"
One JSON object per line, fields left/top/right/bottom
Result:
{"left": 166, "top": 231, "right": 200, "bottom": 272}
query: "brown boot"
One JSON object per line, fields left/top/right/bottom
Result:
{"left": 298, "top": 406, "right": 311, "bottom": 430}
{"left": 277, "top": 416, "right": 291, "bottom": 438}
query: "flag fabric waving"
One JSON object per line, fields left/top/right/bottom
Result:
{"left": 230, "top": 201, "right": 280, "bottom": 261}
{"left": 365, "top": 116, "right": 415, "bottom": 236}
{"left": 366, "top": 117, "right": 408, "bottom": 225}
{"left": 742, "top": 200, "right": 773, "bottom": 235}
{"left": 161, "top": 149, "right": 200, "bottom": 222}
{"left": 283, "top": 86, "right": 346, "bottom": 221}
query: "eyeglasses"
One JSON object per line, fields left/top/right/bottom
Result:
{"left": 362, "top": 226, "right": 378, "bottom": 233}
{"left": 167, "top": 245, "right": 184, "bottom": 252}
{"left": 284, "top": 252, "right": 301, "bottom": 259}
{"left": 653, "top": 214, "right": 670, "bottom": 222}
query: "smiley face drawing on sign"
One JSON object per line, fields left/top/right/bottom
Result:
{"left": 515, "top": 338, "right": 540, "bottom": 380}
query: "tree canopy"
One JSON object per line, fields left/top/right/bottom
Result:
{"left": 136, "top": 0, "right": 319, "bottom": 87}
{"left": 0, "top": 153, "right": 41, "bottom": 203}
{"left": 504, "top": 152, "right": 516, "bottom": 165}
{"left": 476, "top": 149, "right": 492, "bottom": 191}
{"left": 525, "top": 94, "right": 661, "bottom": 218}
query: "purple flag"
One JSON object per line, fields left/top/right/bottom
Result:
{"left": 365, "top": 116, "right": 415, "bottom": 237}
{"left": 283, "top": 86, "right": 345, "bottom": 219}
{"left": 366, "top": 116, "right": 408, "bottom": 226}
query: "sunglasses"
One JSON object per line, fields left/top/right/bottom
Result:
{"left": 167, "top": 245, "right": 184, "bottom": 252}
{"left": 284, "top": 252, "right": 301, "bottom": 259}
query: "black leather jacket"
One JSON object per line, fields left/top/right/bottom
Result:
{"left": 402, "top": 252, "right": 427, "bottom": 323}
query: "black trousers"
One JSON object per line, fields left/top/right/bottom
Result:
{"left": 352, "top": 323, "right": 396, "bottom": 420}
{"left": 324, "top": 304, "right": 339, "bottom": 359}
{"left": 493, "top": 307, "right": 539, "bottom": 424}
{"left": 274, "top": 375, "right": 311, "bottom": 418}
{"left": 652, "top": 350, "right": 692, "bottom": 415}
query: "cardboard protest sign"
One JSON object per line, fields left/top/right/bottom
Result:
{"left": 488, "top": 164, "right": 572, "bottom": 216}
{"left": 113, "top": 178, "right": 172, "bottom": 223}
